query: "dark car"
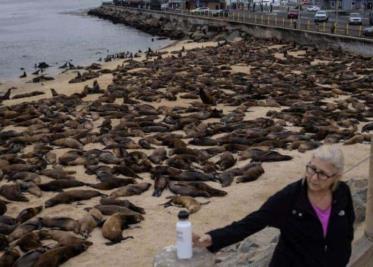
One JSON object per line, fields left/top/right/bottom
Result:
{"left": 369, "top": 13, "right": 373, "bottom": 25}
{"left": 363, "top": 26, "right": 373, "bottom": 36}
{"left": 287, "top": 9, "right": 299, "bottom": 19}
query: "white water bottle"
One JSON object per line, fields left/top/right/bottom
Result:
{"left": 176, "top": 210, "right": 192, "bottom": 259}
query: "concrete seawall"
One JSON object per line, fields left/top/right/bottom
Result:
{"left": 88, "top": 5, "right": 373, "bottom": 56}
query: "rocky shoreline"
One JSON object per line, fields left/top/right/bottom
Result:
{"left": 88, "top": 5, "right": 239, "bottom": 42}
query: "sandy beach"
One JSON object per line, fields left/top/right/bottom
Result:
{"left": 0, "top": 39, "right": 371, "bottom": 267}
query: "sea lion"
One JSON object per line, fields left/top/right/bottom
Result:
{"left": 52, "top": 137, "right": 83, "bottom": 149}
{"left": 109, "top": 182, "right": 151, "bottom": 198}
{"left": 0, "top": 215, "right": 16, "bottom": 225}
{"left": 88, "top": 176, "right": 136, "bottom": 190}
{"left": 152, "top": 175, "right": 169, "bottom": 197}
{"left": 32, "top": 242, "right": 91, "bottom": 267}
{"left": 169, "top": 171, "right": 216, "bottom": 182}
{"left": 39, "top": 229, "right": 92, "bottom": 246}
{"left": 11, "top": 231, "right": 43, "bottom": 252}
{"left": 8, "top": 218, "right": 41, "bottom": 242}
{"left": 45, "top": 189, "right": 105, "bottom": 208}
{"left": 16, "top": 206, "right": 43, "bottom": 224}
{"left": 17, "top": 181, "right": 42, "bottom": 197}
{"left": 0, "top": 200, "right": 8, "bottom": 215}
{"left": 101, "top": 212, "right": 139, "bottom": 245}
{"left": 0, "top": 223, "right": 16, "bottom": 235}
{"left": 199, "top": 88, "right": 216, "bottom": 105}
{"left": 0, "top": 183, "right": 28, "bottom": 202}
{"left": 100, "top": 198, "right": 145, "bottom": 214}
{"left": 40, "top": 217, "right": 80, "bottom": 234}
{"left": 236, "top": 163, "right": 265, "bottom": 183}
{"left": 148, "top": 147, "right": 167, "bottom": 164}
{"left": 12, "top": 246, "right": 48, "bottom": 267}
{"left": 93, "top": 205, "right": 144, "bottom": 219}
{"left": 40, "top": 167, "right": 76, "bottom": 180}
{"left": 162, "top": 196, "right": 209, "bottom": 214}
{"left": 0, "top": 248, "right": 20, "bottom": 266}
{"left": 39, "top": 179, "right": 86, "bottom": 192}
{"left": 7, "top": 171, "right": 39, "bottom": 182}
{"left": 78, "top": 208, "right": 103, "bottom": 238}
{"left": 216, "top": 152, "right": 236, "bottom": 170}
{"left": 0, "top": 233, "right": 9, "bottom": 250}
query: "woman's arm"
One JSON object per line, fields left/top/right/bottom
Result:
{"left": 206, "top": 184, "right": 293, "bottom": 252}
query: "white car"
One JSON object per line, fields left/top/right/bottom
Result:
{"left": 307, "top": 5, "right": 320, "bottom": 12}
{"left": 349, "top": 13, "right": 363, "bottom": 25}
{"left": 190, "top": 7, "right": 209, "bottom": 14}
{"left": 314, "top": 10, "right": 328, "bottom": 22}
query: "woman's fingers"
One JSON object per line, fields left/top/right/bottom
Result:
{"left": 192, "top": 233, "right": 212, "bottom": 247}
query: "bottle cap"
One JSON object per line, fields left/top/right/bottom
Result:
{"left": 178, "top": 210, "right": 189, "bottom": 220}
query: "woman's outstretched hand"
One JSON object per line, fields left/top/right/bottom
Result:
{"left": 192, "top": 233, "right": 212, "bottom": 248}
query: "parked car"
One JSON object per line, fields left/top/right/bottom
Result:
{"left": 363, "top": 26, "right": 373, "bottom": 36}
{"left": 306, "top": 5, "right": 320, "bottom": 12}
{"left": 190, "top": 7, "right": 209, "bottom": 14}
{"left": 210, "top": 9, "right": 227, "bottom": 16}
{"left": 314, "top": 10, "right": 328, "bottom": 23}
{"left": 349, "top": 13, "right": 363, "bottom": 25}
{"left": 287, "top": 9, "right": 299, "bottom": 19}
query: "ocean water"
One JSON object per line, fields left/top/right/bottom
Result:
{"left": 0, "top": 0, "right": 172, "bottom": 80}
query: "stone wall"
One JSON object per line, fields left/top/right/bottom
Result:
{"left": 88, "top": 6, "right": 373, "bottom": 56}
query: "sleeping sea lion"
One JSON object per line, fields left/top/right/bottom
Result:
{"left": 11, "top": 231, "right": 43, "bottom": 252}
{"left": 16, "top": 206, "right": 43, "bottom": 223}
{"left": 40, "top": 217, "right": 80, "bottom": 234}
{"left": 39, "top": 229, "right": 92, "bottom": 246}
{"left": 0, "top": 248, "right": 20, "bottom": 266}
{"left": 8, "top": 218, "right": 42, "bottom": 242}
{"left": 100, "top": 198, "right": 145, "bottom": 214}
{"left": 38, "top": 179, "right": 86, "bottom": 192}
{"left": 162, "top": 196, "right": 209, "bottom": 214}
{"left": 32, "top": 242, "right": 91, "bottom": 267}
{"left": 45, "top": 189, "right": 105, "bottom": 208}
{"left": 236, "top": 163, "right": 265, "bottom": 183}
{"left": 109, "top": 183, "right": 151, "bottom": 199}
{"left": 78, "top": 208, "right": 103, "bottom": 238}
{"left": 152, "top": 175, "right": 169, "bottom": 197}
{"left": 0, "top": 183, "right": 28, "bottom": 202}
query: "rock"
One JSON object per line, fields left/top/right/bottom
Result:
{"left": 153, "top": 245, "right": 215, "bottom": 267}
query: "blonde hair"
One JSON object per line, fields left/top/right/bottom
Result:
{"left": 305, "top": 145, "right": 344, "bottom": 191}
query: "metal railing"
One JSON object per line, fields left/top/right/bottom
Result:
{"left": 115, "top": 5, "right": 373, "bottom": 40}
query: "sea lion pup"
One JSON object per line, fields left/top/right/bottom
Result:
{"left": 40, "top": 217, "right": 80, "bottom": 234}
{"left": 38, "top": 179, "right": 86, "bottom": 192}
{"left": 32, "top": 242, "right": 91, "bottom": 267}
{"left": 8, "top": 218, "right": 42, "bottom": 242}
{"left": 39, "top": 229, "right": 92, "bottom": 246}
{"left": 0, "top": 248, "right": 20, "bottom": 266}
{"left": 39, "top": 167, "right": 76, "bottom": 180}
{"left": 148, "top": 147, "right": 167, "bottom": 164}
{"left": 0, "top": 183, "right": 29, "bottom": 202}
{"left": 44, "top": 189, "right": 105, "bottom": 208}
{"left": 10, "top": 231, "right": 43, "bottom": 252}
{"left": 168, "top": 181, "right": 210, "bottom": 198}
{"left": 78, "top": 208, "right": 103, "bottom": 238}
{"left": 249, "top": 150, "right": 293, "bottom": 162}
{"left": 216, "top": 152, "right": 236, "bottom": 170}
{"left": 7, "top": 171, "right": 39, "bottom": 182}
{"left": 109, "top": 182, "right": 151, "bottom": 199}
{"left": 16, "top": 206, "right": 43, "bottom": 223}
{"left": 169, "top": 170, "right": 216, "bottom": 182}
{"left": 236, "top": 163, "right": 265, "bottom": 183}
{"left": 102, "top": 212, "right": 141, "bottom": 245}
{"left": 152, "top": 175, "right": 169, "bottom": 197}
{"left": 52, "top": 137, "right": 83, "bottom": 149}
{"left": 162, "top": 196, "right": 210, "bottom": 214}
{"left": 100, "top": 198, "right": 145, "bottom": 214}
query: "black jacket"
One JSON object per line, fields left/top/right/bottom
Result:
{"left": 207, "top": 179, "right": 355, "bottom": 267}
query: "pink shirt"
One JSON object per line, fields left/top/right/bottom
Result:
{"left": 311, "top": 204, "right": 331, "bottom": 237}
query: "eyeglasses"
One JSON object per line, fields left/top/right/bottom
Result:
{"left": 305, "top": 164, "right": 337, "bottom": 180}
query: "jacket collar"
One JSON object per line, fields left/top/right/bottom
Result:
{"left": 293, "top": 178, "right": 348, "bottom": 215}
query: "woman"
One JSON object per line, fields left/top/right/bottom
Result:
{"left": 193, "top": 146, "right": 355, "bottom": 267}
